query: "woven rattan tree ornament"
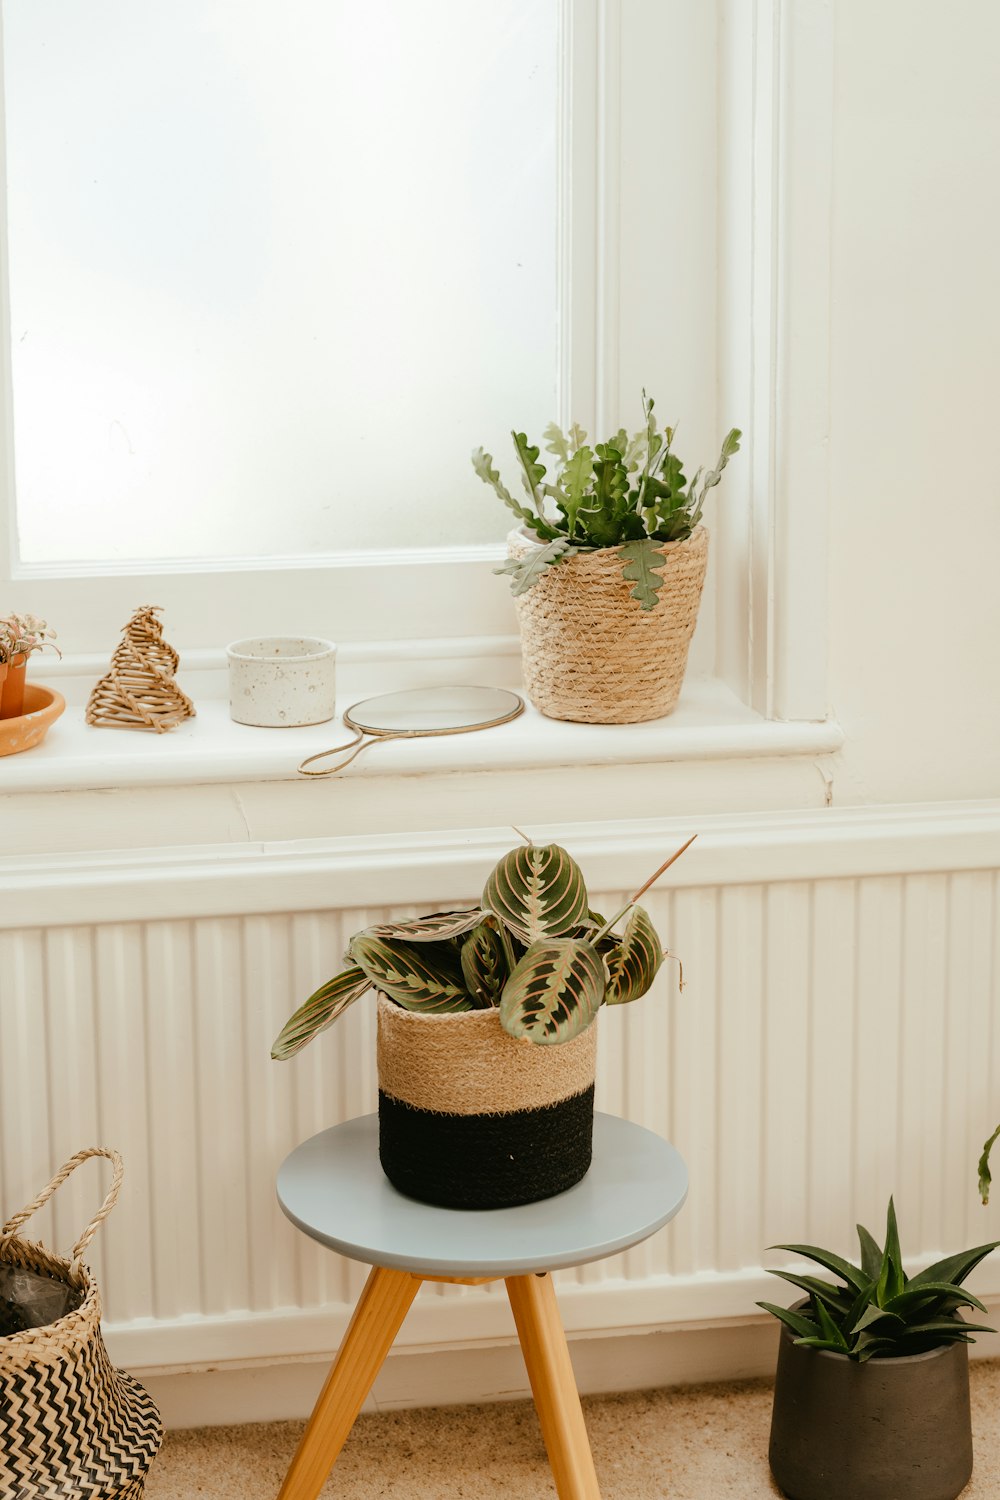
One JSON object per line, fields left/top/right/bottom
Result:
{"left": 86, "top": 605, "right": 196, "bottom": 732}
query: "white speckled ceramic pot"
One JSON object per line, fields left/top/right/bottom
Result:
{"left": 226, "top": 637, "right": 337, "bottom": 727}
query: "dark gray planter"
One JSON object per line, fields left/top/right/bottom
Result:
{"left": 768, "top": 1314, "right": 973, "bottom": 1500}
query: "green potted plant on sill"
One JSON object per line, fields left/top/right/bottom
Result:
{"left": 759, "top": 1198, "right": 999, "bottom": 1500}
{"left": 0, "top": 613, "right": 59, "bottom": 720}
{"left": 471, "top": 393, "right": 740, "bottom": 725}
{"left": 272, "top": 834, "right": 692, "bottom": 1211}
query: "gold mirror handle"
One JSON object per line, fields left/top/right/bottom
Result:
{"left": 297, "top": 729, "right": 375, "bottom": 777}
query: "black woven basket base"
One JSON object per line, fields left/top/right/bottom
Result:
{"left": 378, "top": 1084, "right": 595, "bottom": 1210}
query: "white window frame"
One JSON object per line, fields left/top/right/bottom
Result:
{"left": 0, "top": 0, "right": 833, "bottom": 724}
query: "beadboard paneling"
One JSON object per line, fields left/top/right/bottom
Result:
{"left": 1, "top": 809, "right": 999, "bottom": 1381}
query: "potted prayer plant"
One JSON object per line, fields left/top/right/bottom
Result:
{"left": 759, "top": 1198, "right": 999, "bottom": 1500}
{"left": 471, "top": 393, "right": 740, "bottom": 724}
{"left": 0, "top": 613, "right": 59, "bottom": 720}
{"left": 272, "top": 834, "right": 692, "bottom": 1210}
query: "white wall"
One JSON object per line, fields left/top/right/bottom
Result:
{"left": 828, "top": 0, "right": 1000, "bottom": 805}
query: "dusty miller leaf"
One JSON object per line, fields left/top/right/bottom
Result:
{"left": 512, "top": 431, "right": 547, "bottom": 515}
{"left": 543, "top": 422, "right": 569, "bottom": 462}
{"left": 495, "top": 537, "right": 576, "bottom": 596}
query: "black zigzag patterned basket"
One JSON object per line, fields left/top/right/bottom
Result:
{"left": 0, "top": 1149, "right": 163, "bottom": 1500}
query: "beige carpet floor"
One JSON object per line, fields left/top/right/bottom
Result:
{"left": 146, "top": 1360, "right": 1000, "bottom": 1498}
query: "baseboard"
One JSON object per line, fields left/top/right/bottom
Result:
{"left": 144, "top": 1321, "right": 781, "bottom": 1430}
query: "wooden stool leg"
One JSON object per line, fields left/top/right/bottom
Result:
{"left": 277, "top": 1265, "right": 420, "bottom": 1500}
{"left": 505, "top": 1273, "right": 602, "bottom": 1500}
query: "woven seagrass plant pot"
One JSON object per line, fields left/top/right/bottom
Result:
{"left": 507, "top": 525, "right": 709, "bottom": 724}
{"left": 376, "top": 995, "right": 597, "bottom": 1210}
{"left": 768, "top": 1309, "right": 973, "bottom": 1500}
{"left": 0, "top": 1149, "right": 162, "bottom": 1500}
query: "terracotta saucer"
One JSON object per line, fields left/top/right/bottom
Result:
{"left": 0, "top": 683, "right": 66, "bottom": 756}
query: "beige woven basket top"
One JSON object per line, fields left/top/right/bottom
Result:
{"left": 376, "top": 994, "right": 597, "bottom": 1116}
{"left": 507, "top": 525, "right": 709, "bottom": 724}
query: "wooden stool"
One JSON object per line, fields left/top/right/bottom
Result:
{"left": 275, "top": 1112, "right": 688, "bottom": 1500}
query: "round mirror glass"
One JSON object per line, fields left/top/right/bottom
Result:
{"left": 344, "top": 685, "right": 524, "bottom": 736}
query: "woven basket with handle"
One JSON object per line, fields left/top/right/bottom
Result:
{"left": 0, "top": 1149, "right": 163, "bottom": 1500}
{"left": 507, "top": 524, "right": 709, "bottom": 724}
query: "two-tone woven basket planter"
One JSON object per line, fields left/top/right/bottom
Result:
{"left": 507, "top": 524, "right": 709, "bottom": 724}
{"left": 376, "top": 995, "right": 598, "bottom": 1210}
{"left": 0, "top": 1149, "right": 162, "bottom": 1500}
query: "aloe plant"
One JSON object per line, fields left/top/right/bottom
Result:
{"left": 271, "top": 834, "right": 694, "bottom": 1058}
{"left": 758, "top": 1198, "right": 999, "bottom": 1361}
{"left": 472, "top": 393, "right": 741, "bottom": 610}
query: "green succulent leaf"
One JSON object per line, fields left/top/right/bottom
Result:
{"left": 348, "top": 933, "right": 473, "bottom": 1013}
{"left": 902, "top": 1319, "right": 994, "bottom": 1340}
{"left": 852, "top": 1302, "right": 906, "bottom": 1334}
{"left": 909, "top": 1242, "right": 1000, "bottom": 1291}
{"left": 795, "top": 1337, "right": 855, "bottom": 1354}
{"left": 770, "top": 1245, "right": 869, "bottom": 1295}
{"left": 883, "top": 1282, "right": 989, "bottom": 1318}
{"left": 765, "top": 1271, "right": 854, "bottom": 1317}
{"left": 856, "top": 1223, "right": 884, "bottom": 1282}
{"left": 619, "top": 538, "right": 668, "bottom": 611}
{"left": 460, "top": 920, "right": 509, "bottom": 1009}
{"left": 603, "top": 904, "right": 663, "bottom": 1005}
{"left": 813, "top": 1298, "right": 851, "bottom": 1350}
{"left": 499, "top": 936, "right": 605, "bottom": 1045}
{"left": 366, "top": 908, "right": 484, "bottom": 943}
{"left": 270, "top": 964, "right": 371, "bottom": 1059}
{"left": 483, "top": 842, "right": 590, "bottom": 945}
{"left": 756, "top": 1302, "right": 821, "bottom": 1340}
{"left": 980, "top": 1124, "right": 1000, "bottom": 1204}
{"left": 568, "top": 422, "right": 588, "bottom": 452}
{"left": 495, "top": 537, "right": 577, "bottom": 596}
{"left": 578, "top": 446, "right": 633, "bottom": 546}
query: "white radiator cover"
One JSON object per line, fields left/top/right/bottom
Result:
{"left": 1, "top": 804, "right": 999, "bottom": 1393}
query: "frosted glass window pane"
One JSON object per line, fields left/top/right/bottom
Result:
{"left": 4, "top": 1, "right": 558, "bottom": 563}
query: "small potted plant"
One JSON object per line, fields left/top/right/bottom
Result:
{"left": 471, "top": 394, "right": 740, "bottom": 724}
{"left": 272, "top": 834, "right": 691, "bottom": 1210}
{"left": 759, "top": 1198, "right": 999, "bottom": 1500}
{"left": 0, "top": 613, "right": 59, "bottom": 720}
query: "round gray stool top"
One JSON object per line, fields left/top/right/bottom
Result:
{"left": 277, "top": 1112, "right": 688, "bottom": 1278}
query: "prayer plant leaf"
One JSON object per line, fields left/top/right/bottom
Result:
{"left": 270, "top": 965, "right": 370, "bottom": 1059}
{"left": 483, "top": 842, "right": 590, "bottom": 945}
{"left": 366, "top": 908, "right": 484, "bottom": 943}
{"left": 460, "top": 920, "right": 510, "bottom": 1009}
{"left": 348, "top": 933, "right": 473, "bottom": 1012}
{"left": 499, "top": 937, "right": 605, "bottom": 1046}
{"left": 603, "top": 904, "right": 664, "bottom": 1005}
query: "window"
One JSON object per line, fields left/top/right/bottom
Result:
{"left": 0, "top": 1, "right": 832, "bottom": 726}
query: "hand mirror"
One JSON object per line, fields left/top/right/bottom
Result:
{"left": 297, "top": 685, "right": 525, "bottom": 776}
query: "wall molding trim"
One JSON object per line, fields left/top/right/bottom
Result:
{"left": 4, "top": 798, "right": 1000, "bottom": 930}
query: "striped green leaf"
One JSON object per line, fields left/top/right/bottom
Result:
{"left": 483, "top": 843, "right": 590, "bottom": 944}
{"left": 460, "top": 920, "right": 509, "bottom": 1009}
{"left": 603, "top": 904, "right": 663, "bottom": 1005}
{"left": 270, "top": 965, "right": 371, "bottom": 1059}
{"left": 349, "top": 933, "right": 473, "bottom": 1012}
{"left": 499, "top": 937, "right": 605, "bottom": 1045}
{"left": 366, "top": 908, "right": 484, "bottom": 943}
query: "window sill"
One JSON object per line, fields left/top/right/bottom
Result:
{"left": 4, "top": 639, "right": 843, "bottom": 795}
